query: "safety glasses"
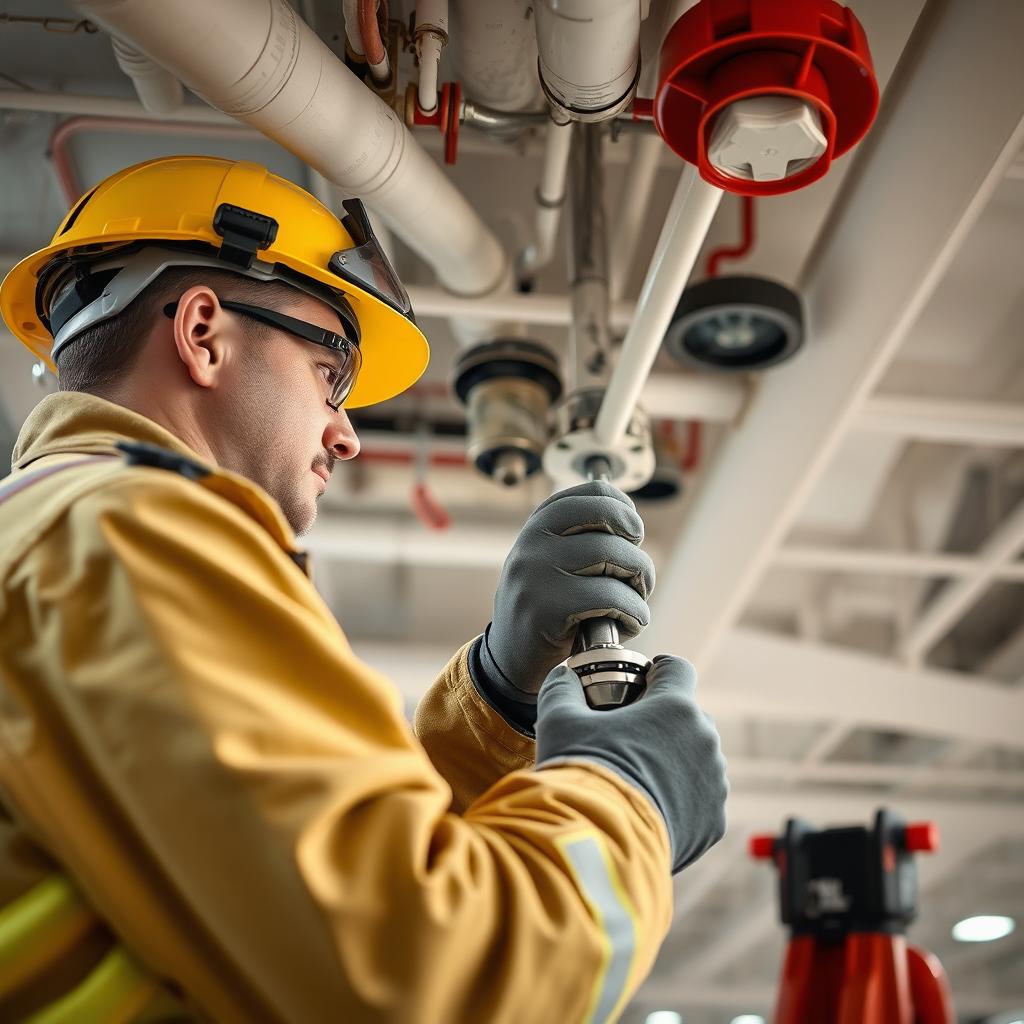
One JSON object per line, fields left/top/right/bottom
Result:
{"left": 163, "top": 298, "right": 363, "bottom": 411}
{"left": 329, "top": 199, "right": 414, "bottom": 322}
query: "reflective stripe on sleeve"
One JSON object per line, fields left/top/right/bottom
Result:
{"left": 556, "top": 832, "right": 639, "bottom": 1024}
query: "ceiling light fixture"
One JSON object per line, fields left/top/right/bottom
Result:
{"left": 645, "top": 1012, "right": 683, "bottom": 1024}
{"left": 952, "top": 915, "right": 1015, "bottom": 942}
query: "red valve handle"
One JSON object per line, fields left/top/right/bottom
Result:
{"left": 904, "top": 822, "right": 940, "bottom": 854}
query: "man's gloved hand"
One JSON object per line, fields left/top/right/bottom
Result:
{"left": 535, "top": 655, "right": 728, "bottom": 874}
{"left": 470, "top": 481, "right": 655, "bottom": 731}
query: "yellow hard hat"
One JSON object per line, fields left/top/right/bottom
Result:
{"left": 0, "top": 155, "right": 430, "bottom": 409}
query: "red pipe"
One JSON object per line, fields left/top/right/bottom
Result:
{"left": 48, "top": 115, "right": 261, "bottom": 203}
{"left": 658, "top": 419, "right": 703, "bottom": 474}
{"left": 358, "top": 0, "right": 387, "bottom": 68}
{"left": 682, "top": 420, "right": 702, "bottom": 473}
{"left": 410, "top": 482, "right": 452, "bottom": 531}
{"left": 357, "top": 449, "right": 466, "bottom": 468}
{"left": 705, "top": 194, "right": 756, "bottom": 278}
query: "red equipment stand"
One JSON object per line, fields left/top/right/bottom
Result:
{"left": 750, "top": 809, "right": 956, "bottom": 1024}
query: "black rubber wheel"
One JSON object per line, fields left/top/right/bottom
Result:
{"left": 664, "top": 275, "right": 805, "bottom": 372}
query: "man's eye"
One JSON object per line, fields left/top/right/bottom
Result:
{"left": 319, "top": 364, "right": 340, "bottom": 386}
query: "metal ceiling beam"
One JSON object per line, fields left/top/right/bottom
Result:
{"left": 356, "top": 629, "right": 1024, "bottom": 750}
{"left": 726, "top": 757, "right": 1024, "bottom": 795}
{"left": 901, "top": 497, "right": 1024, "bottom": 663}
{"left": 859, "top": 395, "right": 1024, "bottom": 449}
{"left": 643, "top": 0, "right": 1024, "bottom": 667}
{"left": 775, "top": 544, "right": 1024, "bottom": 582}
{"left": 699, "top": 628, "right": 1024, "bottom": 753}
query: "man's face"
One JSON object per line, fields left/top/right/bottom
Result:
{"left": 210, "top": 291, "right": 361, "bottom": 536}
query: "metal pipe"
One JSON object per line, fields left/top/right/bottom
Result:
{"left": 517, "top": 121, "right": 573, "bottom": 284}
{"left": 460, "top": 100, "right": 550, "bottom": 133}
{"left": 568, "top": 122, "right": 613, "bottom": 391}
{"left": 405, "top": 284, "right": 637, "bottom": 327}
{"left": 594, "top": 166, "right": 723, "bottom": 448}
{"left": 609, "top": 133, "right": 664, "bottom": 301}
{"left": 0, "top": 89, "right": 232, "bottom": 123}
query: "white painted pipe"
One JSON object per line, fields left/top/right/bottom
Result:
{"left": 342, "top": 0, "right": 365, "bottom": 57}
{"left": 417, "top": 33, "right": 443, "bottom": 113}
{"left": 534, "top": 0, "right": 641, "bottom": 122}
{"left": 415, "top": 0, "right": 448, "bottom": 115}
{"left": 609, "top": 133, "right": 664, "bottom": 301}
{"left": 518, "top": 122, "right": 572, "bottom": 282}
{"left": 0, "top": 89, "right": 231, "bottom": 123}
{"left": 110, "top": 36, "right": 184, "bottom": 115}
{"left": 405, "top": 284, "right": 636, "bottom": 328}
{"left": 451, "top": 0, "right": 539, "bottom": 112}
{"left": 594, "top": 167, "right": 723, "bottom": 448}
{"left": 73, "top": 0, "right": 508, "bottom": 302}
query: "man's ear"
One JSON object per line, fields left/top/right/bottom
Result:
{"left": 168, "top": 285, "right": 235, "bottom": 390}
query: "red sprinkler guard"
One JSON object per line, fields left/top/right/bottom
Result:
{"left": 651, "top": 0, "right": 879, "bottom": 196}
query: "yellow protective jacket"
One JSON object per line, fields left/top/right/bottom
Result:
{"left": 0, "top": 393, "right": 672, "bottom": 1024}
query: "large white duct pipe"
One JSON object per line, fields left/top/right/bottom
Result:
{"left": 73, "top": 0, "right": 507, "bottom": 304}
{"left": 534, "top": 0, "right": 642, "bottom": 123}
{"left": 110, "top": 36, "right": 184, "bottom": 115}
{"left": 451, "top": 0, "right": 540, "bottom": 112}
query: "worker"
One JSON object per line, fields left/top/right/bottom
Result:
{"left": 0, "top": 156, "right": 728, "bottom": 1024}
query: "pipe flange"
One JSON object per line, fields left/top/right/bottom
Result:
{"left": 453, "top": 339, "right": 562, "bottom": 405}
{"left": 543, "top": 389, "right": 655, "bottom": 491}
{"left": 537, "top": 55, "right": 642, "bottom": 125}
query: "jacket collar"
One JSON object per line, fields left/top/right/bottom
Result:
{"left": 12, "top": 392, "right": 205, "bottom": 471}
{"left": 11, "top": 392, "right": 302, "bottom": 556}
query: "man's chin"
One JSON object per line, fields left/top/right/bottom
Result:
{"left": 276, "top": 491, "right": 317, "bottom": 537}
{"left": 293, "top": 504, "right": 318, "bottom": 537}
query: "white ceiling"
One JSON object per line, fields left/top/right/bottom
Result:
{"left": 2, "top": 2, "right": 1023, "bottom": 1021}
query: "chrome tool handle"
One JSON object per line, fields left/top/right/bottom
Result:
{"left": 570, "top": 456, "right": 650, "bottom": 709}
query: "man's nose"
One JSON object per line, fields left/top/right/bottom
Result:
{"left": 324, "top": 408, "right": 361, "bottom": 461}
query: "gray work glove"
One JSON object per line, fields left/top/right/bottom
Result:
{"left": 535, "top": 655, "right": 728, "bottom": 874}
{"left": 470, "top": 481, "right": 655, "bottom": 732}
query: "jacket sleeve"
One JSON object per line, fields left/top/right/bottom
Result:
{"left": 413, "top": 643, "right": 535, "bottom": 813}
{"left": 0, "top": 471, "right": 673, "bottom": 1024}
